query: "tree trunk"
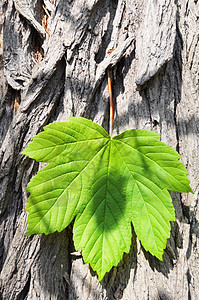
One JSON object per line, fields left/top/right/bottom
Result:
{"left": 0, "top": 0, "right": 198, "bottom": 299}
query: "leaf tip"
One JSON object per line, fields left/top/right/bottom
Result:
{"left": 158, "top": 256, "right": 163, "bottom": 262}
{"left": 153, "top": 251, "right": 164, "bottom": 261}
{"left": 96, "top": 269, "right": 109, "bottom": 282}
{"left": 98, "top": 274, "right": 105, "bottom": 282}
{"left": 21, "top": 149, "right": 27, "bottom": 156}
{"left": 26, "top": 229, "right": 33, "bottom": 237}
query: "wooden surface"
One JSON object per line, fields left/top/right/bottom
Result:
{"left": 0, "top": 0, "right": 198, "bottom": 299}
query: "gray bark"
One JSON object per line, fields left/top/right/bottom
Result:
{"left": 0, "top": 0, "right": 198, "bottom": 299}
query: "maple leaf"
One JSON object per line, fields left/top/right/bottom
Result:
{"left": 22, "top": 117, "right": 193, "bottom": 280}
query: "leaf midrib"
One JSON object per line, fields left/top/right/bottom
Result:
{"left": 134, "top": 181, "right": 159, "bottom": 253}
{"left": 28, "top": 139, "right": 110, "bottom": 232}
{"left": 114, "top": 139, "right": 185, "bottom": 190}
{"left": 113, "top": 140, "right": 174, "bottom": 219}
{"left": 27, "top": 137, "right": 108, "bottom": 152}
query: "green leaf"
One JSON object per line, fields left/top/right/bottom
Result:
{"left": 22, "top": 117, "right": 193, "bottom": 280}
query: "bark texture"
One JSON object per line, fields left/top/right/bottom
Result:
{"left": 0, "top": 0, "right": 198, "bottom": 299}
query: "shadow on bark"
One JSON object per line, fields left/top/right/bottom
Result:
{"left": 94, "top": 0, "right": 119, "bottom": 64}
{"left": 35, "top": 229, "right": 72, "bottom": 299}
{"left": 101, "top": 227, "right": 137, "bottom": 300}
{"left": 132, "top": 11, "right": 184, "bottom": 278}
{"left": 156, "top": 291, "right": 173, "bottom": 300}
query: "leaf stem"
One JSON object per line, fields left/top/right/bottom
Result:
{"left": 107, "top": 68, "right": 113, "bottom": 137}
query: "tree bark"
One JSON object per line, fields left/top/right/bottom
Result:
{"left": 0, "top": 0, "right": 198, "bottom": 299}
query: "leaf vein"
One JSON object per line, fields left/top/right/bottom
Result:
{"left": 29, "top": 141, "right": 109, "bottom": 232}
